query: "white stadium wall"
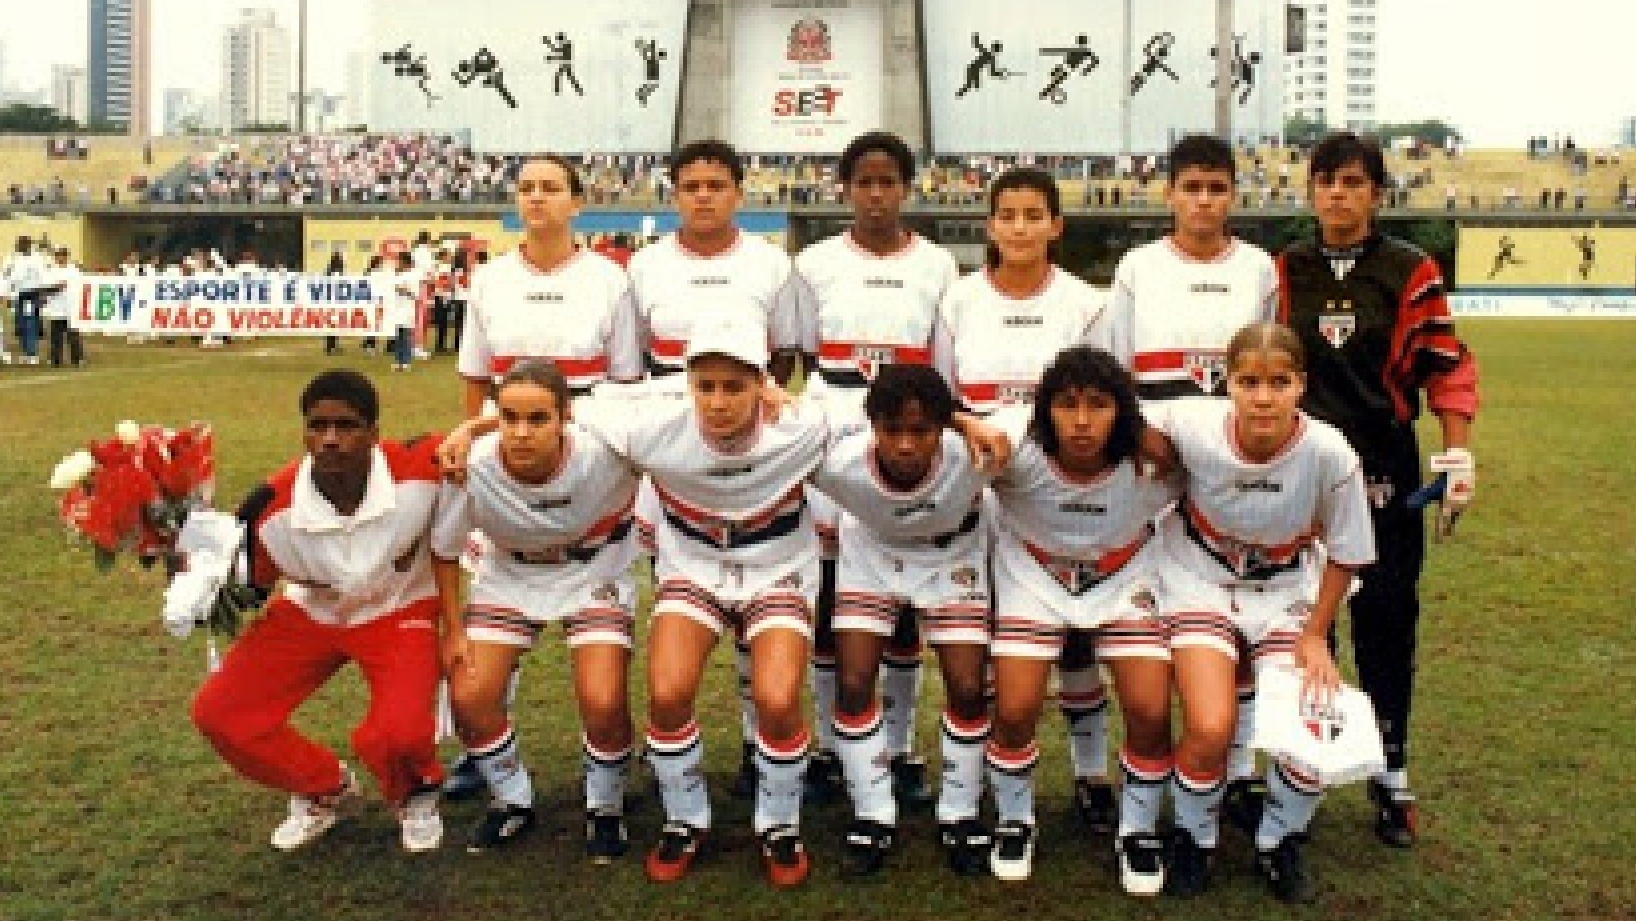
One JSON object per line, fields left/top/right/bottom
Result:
{"left": 923, "top": 0, "right": 1286, "bottom": 153}
{"left": 367, "top": 0, "right": 688, "bottom": 152}
{"left": 727, "top": 0, "right": 886, "bottom": 154}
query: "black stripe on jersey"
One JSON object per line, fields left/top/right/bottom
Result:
{"left": 1138, "top": 379, "right": 1222, "bottom": 401}
{"left": 1179, "top": 505, "right": 1307, "bottom": 582}
{"left": 663, "top": 502, "right": 806, "bottom": 551}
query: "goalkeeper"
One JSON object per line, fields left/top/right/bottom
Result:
{"left": 1274, "top": 132, "right": 1480, "bottom": 850}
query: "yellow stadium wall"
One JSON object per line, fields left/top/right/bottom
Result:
{"left": 301, "top": 217, "right": 520, "bottom": 273}
{"left": 0, "top": 215, "right": 86, "bottom": 262}
{"left": 1458, "top": 226, "right": 1636, "bottom": 291}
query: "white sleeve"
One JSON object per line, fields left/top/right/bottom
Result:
{"left": 1081, "top": 286, "right": 1114, "bottom": 351}
{"left": 931, "top": 292, "right": 959, "bottom": 393}
{"left": 767, "top": 254, "right": 804, "bottom": 352}
{"left": 455, "top": 271, "right": 490, "bottom": 379}
{"left": 429, "top": 481, "right": 475, "bottom": 561}
{"left": 1317, "top": 441, "right": 1377, "bottom": 568}
{"left": 606, "top": 274, "right": 645, "bottom": 383}
{"left": 789, "top": 262, "right": 820, "bottom": 355}
{"left": 1257, "top": 256, "right": 1281, "bottom": 323}
{"left": 1105, "top": 258, "right": 1136, "bottom": 368}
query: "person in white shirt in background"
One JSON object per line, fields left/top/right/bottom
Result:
{"left": 410, "top": 231, "right": 438, "bottom": 360}
{"left": 390, "top": 251, "right": 420, "bottom": 371}
{"left": 4, "top": 235, "right": 49, "bottom": 364}
{"left": 40, "top": 247, "right": 85, "bottom": 368}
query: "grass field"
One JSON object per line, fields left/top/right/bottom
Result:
{"left": 2, "top": 321, "right": 1633, "bottom": 921}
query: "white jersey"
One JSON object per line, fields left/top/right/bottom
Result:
{"left": 990, "top": 409, "right": 1179, "bottom": 601}
{"left": 1151, "top": 398, "right": 1375, "bottom": 588}
{"left": 813, "top": 427, "right": 988, "bottom": 554}
{"left": 793, "top": 231, "right": 957, "bottom": 394}
{"left": 579, "top": 396, "right": 827, "bottom": 601}
{"left": 933, "top": 267, "right": 1110, "bottom": 414}
{"left": 627, "top": 231, "right": 802, "bottom": 375}
{"left": 457, "top": 248, "right": 642, "bottom": 392}
{"left": 41, "top": 263, "right": 81, "bottom": 320}
{"left": 1106, "top": 238, "right": 1278, "bottom": 399}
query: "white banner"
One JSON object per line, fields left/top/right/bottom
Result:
{"left": 69, "top": 275, "right": 390, "bottom": 337}
{"left": 1451, "top": 293, "right": 1636, "bottom": 318}
{"left": 369, "top": 1, "right": 687, "bottom": 152}
{"left": 924, "top": 0, "right": 1284, "bottom": 153}
{"left": 729, "top": 0, "right": 884, "bottom": 153}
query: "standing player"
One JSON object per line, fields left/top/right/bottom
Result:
{"left": 1103, "top": 133, "right": 1280, "bottom": 828}
{"left": 1277, "top": 132, "right": 1479, "bottom": 849}
{"left": 984, "top": 347, "right": 1178, "bottom": 887}
{"left": 791, "top": 131, "right": 960, "bottom": 807}
{"left": 442, "top": 153, "right": 643, "bottom": 799}
{"left": 1150, "top": 323, "right": 1375, "bottom": 902}
{"left": 627, "top": 140, "right": 806, "bottom": 797}
{"left": 933, "top": 167, "right": 1117, "bottom": 830}
{"left": 189, "top": 370, "right": 450, "bottom": 853}
{"left": 431, "top": 361, "right": 640, "bottom": 859}
{"left": 812, "top": 366, "right": 993, "bottom": 879}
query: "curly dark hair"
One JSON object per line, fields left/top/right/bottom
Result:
{"left": 864, "top": 364, "right": 956, "bottom": 427}
{"left": 1028, "top": 346, "right": 1143, "bottom": 464}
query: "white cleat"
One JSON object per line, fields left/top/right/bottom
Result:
{"left": 989, "top": 821, "right": 1035, "bottom": 881}
{"left": 1117, "top": 832, "right": 1167, "bottom": 896}
{"left": 271, "top": 764, "right": 358, "bottom": 851}
{"left": 398, "top": 786, "right": 444, "bottom": 853}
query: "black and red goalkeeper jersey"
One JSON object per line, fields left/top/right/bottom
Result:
{"left": 1277, "top": 234, "right": 1476, "bottom": 447}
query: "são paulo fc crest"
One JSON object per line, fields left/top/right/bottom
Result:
{"left": 1318, "top": 313, "right": 1356, "bottom": 348}
{"left": 950, "top": 565, "right": 979, "bottom": 589}
{"left": 1184, "top": 352, "right": 1227, "bottom": 394}
{"left": 1300, "top": 698, "right": 1345, "bottom": 742}
{"left": 787, "top": 18, "right": 833, "bottom": 63}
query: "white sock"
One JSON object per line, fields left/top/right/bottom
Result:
{"left": 1117, "top": 747, "right": 1172, "bottom": 838}
{"left": 734, "top": 637, "right": 757, "bottom": 742}
{"left": 1170, "top": 765, "right": 1225, "bottom": 850}
{"left": 985, "top": 739, "right": 1039, "bottom": 826}
{"left": 753, "top": 728, "right": 810, "bottom": 833}
{"left": 471, "top": 726, "right": 533, "bottom": 808}
{"left": 810, "top": 655, "right": 838, "bottom": 754}
{"left": 1058, "top": 665, "right": 1109, "bottom": 779}
{"left": 881, "top": 646, "right": 922, "bottom": 757}
{"left": 647, "top": 721, "right": 710, "bottom": 830}
{"left": 582, "top": 735, "right": 631, "bottom": 814}
{"left": 834, "top": 702, "right": 896, "bottom": 825}
{"left": 1256, "top": 758, "right": 1325, "bottom": 851}
{"left": 936, "top": 710, "right": 989, "bottom": 824}
{"left": 1228, "top": 682, "right": 1258, "bottom": 781}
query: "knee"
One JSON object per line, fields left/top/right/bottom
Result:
{"left": 1179, "top": 711, "right": 1235, "bottom": 757}
{"left": 578, "top": 681, "right": 630, "bottom": 729}
{"left": 647, "top": 684, "right": 696, "bottom": 731}
{"left": 941, "top": 672, "right": 988, "bottom": 721}
{"left": 751, "top": 683, "right": 802, "bottom": 727}
{"left": 191, "top": 680, "right": 260, "bottom": 747}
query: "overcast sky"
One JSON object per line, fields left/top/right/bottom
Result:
{"left": 3, "top": 0, "right": 1632, "bottom": 146}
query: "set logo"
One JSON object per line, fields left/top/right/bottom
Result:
{"left": 772, "top": 85, "right": 843, "bottom": 117}
{"left": 787, "top": 17, "right": 833, "bottom": 63}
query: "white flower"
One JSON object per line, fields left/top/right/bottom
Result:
{"left": 49, "top": 450, "right": 98, "bottom": 489}
{"left": 115, "top": 420, "right": 142, "bottom": 445}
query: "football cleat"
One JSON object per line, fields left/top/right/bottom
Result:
{"left": 270, "top": 763, "right": 358, "bottom": 851}
{"left": 939, "top": 818, "right": 993, "bottom": 877}
{"left": 1116, "top": 832, "right": 1167, "bottom": 897}
{"left": 758, "top": 824, "right": 811, "bottom": 888}
{"left": 398, "top": 784, "right": 444, "bottom": 853}
{"left": 1369, "top": 779, "right": 1418, "bottom": 848}
{"left": 1256, "top": 833, "right": 1317, "bottom": 903}
{"left": 645, "top": 821, "right": 706, "bottom": 883}
{"left": 1163, "top": 828, "right": 1213, "bottom": 898}
{"left": 840, "top": 819, "right": 895, "bottom": 880}
{"left": 989, "top": 821, "right": 1036, "bottom": 882}
{"left": 467, "top": 803, "right": 536, "bottom": 854}
{"left": 585, "top": 810, "right": 629, "bottom": 864}
{"left": 1073, "top": 777, "right": 1117, "bottom": 834}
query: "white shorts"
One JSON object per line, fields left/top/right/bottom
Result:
{"left": 652, "top": 560, "right": 819, "bottom": 643}
{"left": 831, "top": 514, "right": 990, "bottom": 646}
{"left": 465, "top": 567, "right": 637, "bottom": 650}
{"left": 1161, "top": 563, "right": 1310, "bottom": 667}
{"left": 990, "top": 537, "right": 1169, "bottom": 661}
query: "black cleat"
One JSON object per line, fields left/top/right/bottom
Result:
{"left": 585, "top": 810, "right": 629, "bottom": 863}
{"left": 442, "top": 752, "right": 486, "bottom": 801}
{"left": 467, "top": 803, "right": 536, "bottom": 853}
{"left": 1369, "top": 779, "right": 1418, "bottom": 848}
{"left": 989, "top": 821, "right": 1036, "bottom": 881}
{"left": 939, "top": 818, "right": 994, "bottom": 877}
{"left": 891, "top": 754, "right": 936, "bottom": 808}
{"left": 804, "top": 750, "right": 845, "bottom": 805}
{"left": 1163, "top": 828, "right": 1213, "bottom": 898}
{"left": 1116, "top": 832, "right": 1167, "bottom": 896}
{"left": 840, "top": 819, "right": 895, "bottom": 880}
{"left": 730, "top": 741, "right": 757, "bottom": 800}
{"left": 1224, "top": 777, "right": 1268, "bottom": 836}
{"left": 1074, "top": 777, "right": 1117, "bottom": 835}
{"left": 1256, "top": 833, "right": 1317, "bottom": 903}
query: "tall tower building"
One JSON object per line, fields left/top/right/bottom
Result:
{"left": 88, "top": 0, "right": 151, "bottom": 134}
{"left": 1283, "top": 0, "right": 1378, "bottom": 132}
{"left": 222, "top": 8, "right": 292, "bottom": 131}
{"left": 52, "top": 65, "right": 90, "bottom": 124}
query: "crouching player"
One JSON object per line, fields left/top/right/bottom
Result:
{"left": 811, "top": 365, "right": 995, "bottom": 879}
{"left": 190, "top": 370, "right": 449, "bottom": 853}
{"left": 1152, "top": 323, "right": 1375, "bottom": 903}
{"left": 430, "top": 360, "right": 639, "bottom": 859}
{"left": 983, "top": 347, "right": 1178, "bottom": 887}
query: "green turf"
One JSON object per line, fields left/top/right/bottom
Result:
{"left": 1, "top": 322, "right": 1632, "bottom": 920}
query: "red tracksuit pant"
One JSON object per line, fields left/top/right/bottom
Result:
{"left": 191, "top": 597, "right": 445, "bottom": 805}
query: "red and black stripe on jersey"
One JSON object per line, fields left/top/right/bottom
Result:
{"left": 1277, "top": 234, "right": 1473, "bottom": 441}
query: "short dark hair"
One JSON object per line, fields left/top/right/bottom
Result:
{"left": 839, "top": 131, "right": 916, "bottom": 184}
{"left": 300, "top": 370, "right": 379, "bottom": 424}
{"left": 1167, "top": 134, "right": 1236, "bottom": 183}
{"left": 986, "top": 168, "right": 1062, "bottom": 268}
{"left": 520, "top": 153, "right": 585, "bottom": 197}
{"left": 494, "top": 359, "right": 571, "bottom": 415}
{"left": 865, "top": 364, "right": 956, "bottom": 428}
{"left": 1028, "top": 347, "right": 1143, "bottom": 464}
{"left": 1309, "top": 131, "right": 1387, "bottom": 188}
{"left": 669, "top": 139, "right": 744, "bottom": 185}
